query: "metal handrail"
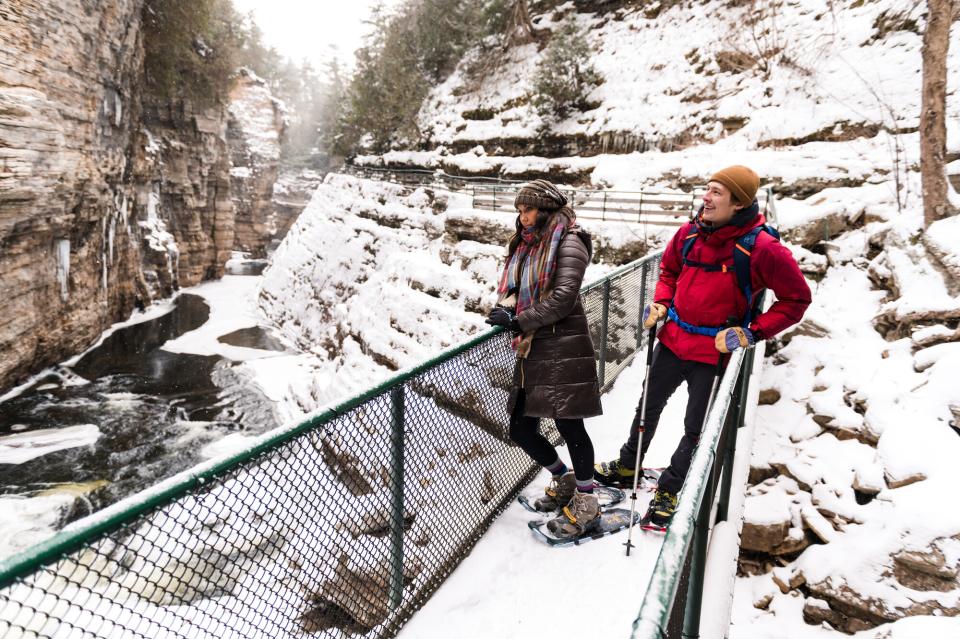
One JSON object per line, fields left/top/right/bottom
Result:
{"left": 344, "top": 163, "right": 777, "bottom": 226}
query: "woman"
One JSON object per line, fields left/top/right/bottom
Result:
{"left": 485, "top": 179, "right": 603, "bottom": 539}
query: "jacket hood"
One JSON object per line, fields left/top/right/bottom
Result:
{"left": 568, "top": 224, "right": 593, "bottom": 261}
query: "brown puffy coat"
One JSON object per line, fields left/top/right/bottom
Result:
{"left": 507, "top": 225, "right": 603, "bottom": 419}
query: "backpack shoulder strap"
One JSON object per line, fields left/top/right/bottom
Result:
{"left": 680, "top": 228, "right": 699, "bottom": 262}
{"left": 733, "top": 225, "right": 778, "bottom": 326}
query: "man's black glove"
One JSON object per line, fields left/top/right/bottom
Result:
{"left": 485, "top": 306, "right": 521, "bottom": 333}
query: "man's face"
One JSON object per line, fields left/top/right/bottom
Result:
{"left": 701, "top": 181, "right": 741, "bottom": 225}
{"left": 517, "top": 204, "right": 539, "bottom": 228}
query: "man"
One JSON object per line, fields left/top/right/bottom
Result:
{"left": 594, "top": 165, "right": 811, "bottom": 530}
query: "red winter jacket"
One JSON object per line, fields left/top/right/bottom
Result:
{"left": 654, "top": 209, "right": 811, "bottom": 365}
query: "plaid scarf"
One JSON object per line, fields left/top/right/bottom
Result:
{"left": 497, "top": 213, "right": 571, "bottom": 354}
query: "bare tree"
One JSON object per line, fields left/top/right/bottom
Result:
{"left": 921, "top": 0, "right": 957, "bottom": 227}
{"left": 507, "top": 0, "right": 536, "bottom": 46}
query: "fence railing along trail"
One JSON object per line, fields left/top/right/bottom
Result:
{"left": 343, "top": 164, "right": 775, "bottom": 226}
{"left": 0, "top": 166, "right": 776, "bottom": 639}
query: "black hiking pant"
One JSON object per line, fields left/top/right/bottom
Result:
{"left": 509, "top": 390, "right": 595, "bottom": 483}
{"left": 618, "top": 343, "right": 718, "bottom": 495}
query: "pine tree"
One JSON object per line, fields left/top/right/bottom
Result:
{"left": 142, "top": 0, "right": 243, "bottom": 105}
{"left": 532, "top": 20, "right": 603, "bottom": 121}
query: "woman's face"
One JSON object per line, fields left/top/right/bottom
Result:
{"left": 517, "top": 204, "right": 539, "bottom": 228}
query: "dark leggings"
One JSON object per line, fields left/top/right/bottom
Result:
{"left": 509, "top": 390, "right": 595, "bottom": 482}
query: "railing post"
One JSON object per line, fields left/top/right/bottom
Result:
{"left": 716, "top": 346, "right": 755, "bottom": 523}
{"left": 598, "top": 279, "right": 611, "bottom": 388}
{"left": 638, "top": 192, "right": 643, "bottom": 223}
{"left": 493, "top": 185, "right": 498, "bottom": 213}
{"left": 389, "top": 385, "right": 406, "bottom": 610}
{"left": 602, "top": 190, "right": 607, "bottom": 221}
{"left": 681, "top": 487, "right": 712, "bottom": 639}
{"left": 636, "top": 261, "right": 649, "bottom": 346}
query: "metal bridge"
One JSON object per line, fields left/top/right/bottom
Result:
{"left": 0, "top": 168, "right": 775, "bottom": 638}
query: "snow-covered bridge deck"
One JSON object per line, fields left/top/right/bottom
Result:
{"left": 397, "top": 352, "right": 750, "bottom": 638}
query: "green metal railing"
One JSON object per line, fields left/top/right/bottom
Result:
{"left": 0, "top": 250, "right": 662, "bottom": 639}
{"left": 631, "top": 345, "right": 760, "bottom": 639}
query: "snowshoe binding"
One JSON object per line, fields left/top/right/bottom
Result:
{"left": 518, "top": 481, "right": 625, "bottom": 514}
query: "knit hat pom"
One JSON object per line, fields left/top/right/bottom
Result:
{"left": 709, "top": 166, "right": 760, "bottom": 205}
{"left": 514, "top": 179, "right": 568, "bottom": 212}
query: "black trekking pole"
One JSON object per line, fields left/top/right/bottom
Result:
{"left": 701, "top": 316, "right": 739, "bottom": 430}
{"left": 701, "top": 354, "right": 727, "bottom": 436}
{"left": 624, "top": 324, "right": 658, "bottom": 557}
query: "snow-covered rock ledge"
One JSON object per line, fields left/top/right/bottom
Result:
{"left": 732, "top": 193, "right": 960, "bottom": 637}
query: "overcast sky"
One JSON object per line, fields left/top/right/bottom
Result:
{"left": 231, "top": 0, "right": 400, "bottom": 70}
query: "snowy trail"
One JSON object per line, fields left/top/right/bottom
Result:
{"left": 397, "top": 353, "right": 691, "bottom": 638}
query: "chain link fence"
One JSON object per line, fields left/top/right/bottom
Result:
{"left": 0, "top": 251, "right": 663, "bottom": 639}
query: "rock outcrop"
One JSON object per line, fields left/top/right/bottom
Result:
{"left": 227, "top": 70, "right": 286, "bottom": 258}
{"left": 132, "top": 98, "right": 236, "bottom": 295}
{"left": 0, "top": 0, "right": 150, "bottom": 390}
{"left": 0, "top": 2, "right": 291, "bottom": 391}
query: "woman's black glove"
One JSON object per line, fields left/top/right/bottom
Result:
{"left": 485, "top": 307, "right": 522, "bottom": 333}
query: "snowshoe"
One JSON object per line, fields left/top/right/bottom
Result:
{"left": 528, "top": 507, "right": 641, "bottom": 547}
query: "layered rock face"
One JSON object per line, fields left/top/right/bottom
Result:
{"left": 227, "top": 70, "right": 285, "bottom": 258}
{"left": 0, "top": 2, "right": 289, "bottom": 390}
{"left": 133, "top": 98, "right": 236, "bottom": 295}
{"left": 0, "top": 0, "right": 149, "bottom": 390}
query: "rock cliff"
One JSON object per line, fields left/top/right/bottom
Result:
{"left": 0, "top": 1, "right": 288, "bottom": 390}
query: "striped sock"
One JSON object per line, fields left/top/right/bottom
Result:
{"left": 545, "top": 459, "right": 568, "bottom": 477}
{"left": 576, "top": 478, "right": 595, "bottom": 493}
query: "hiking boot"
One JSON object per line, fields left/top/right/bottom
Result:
{"left": 546, "top": 490, "right": 600, "bottom": 538}
{"left": 533, "top": 471, "right": 576, "bottom": 512}
{"left": 641, "top": 489, "right": 678, "bottom": 531}
{"left": 594, "top": 458, "right": 636, "bottom": 488}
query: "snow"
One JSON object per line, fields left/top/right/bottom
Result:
{"left": 0, "top": 424, "right": 100, "bottom": 465}
{"left": 0, "top": 493, "right": 82, "bottom": 560}
{"left": 228, "top": 69, "right": 283, "bottom": 163}
{"left": 925, "top": 214, "right": 960, "bottom": 276}
{"left": 255, "top": 175, "right": 493, "bottom": 415}
{"left": 161, "top": 274, "right": 285, "bottom": 362}
{"left": 54, "top": 239, "right": 69, "bottom": 302}
{"left": 4, "top": 3, "right": 960, "bottom": 636}
{"left": 730, "top": 207, "right": 960, "bottom": 637}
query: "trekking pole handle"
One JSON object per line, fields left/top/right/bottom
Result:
{"left": 645, "top": 325, "right": 656, "bottom": 365}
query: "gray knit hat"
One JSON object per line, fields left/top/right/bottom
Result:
{"left": 513, "top": 179, "right": 568, "bottom": 211}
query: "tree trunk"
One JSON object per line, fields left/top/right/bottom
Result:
{"left": 921, "top": 0, "right": 957, "bottom": 227}
{"left": 508, "top": 0, "right": 536, "bottom": 46}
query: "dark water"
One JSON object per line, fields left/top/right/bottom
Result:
{"left": 0, "top": 293, "right": 278, "bottom": 522}
{"left": 226, "top": 258, "right": 269, "bottom": 276}
{"left": 218, "top": 326, "right": 288, "bottom": 352}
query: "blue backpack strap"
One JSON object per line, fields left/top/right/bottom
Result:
{"left": 680, "top": 229, "right": 699, "bottom": 262}
{"left": 733, "top": 225, "right": 779, "bottom": 327}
